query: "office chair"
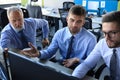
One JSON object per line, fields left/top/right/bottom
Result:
{"left": 83, "top": 17, "right": 102, "bottom": 42}
{"left": 58, "top": 8, "right": 68, "bottom": 27}
{"left": 21, "top": 8, "right": 29, "bottom": 18}
{"left": 85, "top": 57, "right": 108, "bottom": 80}
{"left": 26, "top": 5, "right": 42, "bottom": 18}
{"left": 63, "top": 2, "right": 75, "bottom": 11}
{"left": 26, "top": 0, "right": 43, "bottom": 42}
{"left": 84, "top": 17, "right": 92, "bottom": 29}
{"left": 0, "top": 8, "right": 8, "bottom": 30}
{"left": 94, "top": 63, "right": 107, "bottom": 79}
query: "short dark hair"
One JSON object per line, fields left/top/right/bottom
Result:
{"left": 68, "top": 5, "right": 86, "bottom": 17}
{"left": 102, "top": 11, "right": 120, "bottom": 27}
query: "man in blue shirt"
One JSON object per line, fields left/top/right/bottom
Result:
{"left": 21, "top": 5, "right": 97, "bottom": 69}
{"left": 0, "top": 6, "right": 49, "bottom": 50}
{"left": 72, "top": 11, "right": 120, "bottom": 80}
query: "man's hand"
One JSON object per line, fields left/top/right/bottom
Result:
{"left": 42, "top": 38, "right": 49, "bottom": 48}
{"left": 20, "top": 42, "right": 40, "bottom": 57}
{"left": 4, "top": 48, "right": 8, "bottom": 53}
{"left": 62, "top": 58, "right": 80, "bottom": 67}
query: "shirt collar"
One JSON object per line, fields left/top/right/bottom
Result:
{"left": 115, "top": 47, "right": 120, "bottom": 52}
{"left": 65, "top": 27, "right": 82, "bottom": 39}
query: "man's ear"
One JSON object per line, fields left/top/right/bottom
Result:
{"left": 82, "top": 19, "right": 85, "bottom": 26}
{"left": 66, "top": 16, "right": 68, "bottom": 22}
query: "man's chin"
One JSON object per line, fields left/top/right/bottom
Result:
{"left": 107, "top": 43, "right": 118, "bottom": 48}
{"left": 107, "top": 42, "right": 114, "bottom": 48}
{"left": 16, "top": 28, "right": 23, "bottom": 32}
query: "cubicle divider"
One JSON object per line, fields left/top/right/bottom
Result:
{"left": 74, "top": 0, "right": 118, "bottom": 16}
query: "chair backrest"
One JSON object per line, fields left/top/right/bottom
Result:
{"left": 58, "top": 8, "right": 68, "bottom": 27}
{"left": 26, "top": 5, "right": 43, "bottom": 38}
{"left": 0, "top": 7, "right": 29, "bottom": 29}
{"left": 63, "top": 2, "right": 75, "bottom": 10}
{"left": 26, "top": 5, "right": 42, "bottom": 18}
{"left": 21, "top": 8, "right": 29, "bottom": 18}
{"left": 83, "top": 17, "right": 92, "bottom": 30}
{"left": 0, "top": 8, "right": 8, "bottom": 29}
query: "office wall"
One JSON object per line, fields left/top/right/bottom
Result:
{"left": 0, "top": 0, "right": 21, "bottom": 5}
{"left": 44, "top": 0, "right": 74, "bottom": 8}
{"left": 105, "top": 0, "right": 118, "bottom": 12}
{"left": 22, "top": 0, "right": 74, "bottom": 8}
{"left": 118, "top": 1, "right": 120, "bottom": 10}
{"left": 74, "top": 0, "right": 118, "bottom": 16}
{"left": 21, "top": 0, "right": 28, "bottom": 6}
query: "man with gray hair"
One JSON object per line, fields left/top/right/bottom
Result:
{"left": 0, "top": 6, "right": 49, "bottom": 50}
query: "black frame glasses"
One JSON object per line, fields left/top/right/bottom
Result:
{"left": 103, "top": 30, "right": 120, "bottom": 38}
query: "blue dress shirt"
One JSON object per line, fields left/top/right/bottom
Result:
{"left": 72, "top": 38, "right": 120, "bottom": 79}
{"left": 0, "top": 18, "right": 49, "bottom": 49}
{"left": 40, "top": 27, "right": 97, "bottom": 63}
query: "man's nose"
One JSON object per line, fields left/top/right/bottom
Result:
{"left": 104, "top": 33, "right": 111, "bottom": 39}
{"left": 72, "top": 22, "right": 77, "bottom": 26}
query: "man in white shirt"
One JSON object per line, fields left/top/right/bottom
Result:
{"left": 72, "top": 11, "right": 120, "bottom": 80}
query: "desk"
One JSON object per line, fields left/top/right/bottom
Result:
{"left": 8, "top": 49, "right": 98, "bottom": 80}
{"left": 92, "top": 17, "right": 102, "bottom": 24}
{"left": 42, "top": 8, "right": 60, "bottom": 32}
{"left": 42, "top": 8, "right": 60, "bottom": 18}
{"left": 92, "top": 17, "right": 102, "bottom": 30}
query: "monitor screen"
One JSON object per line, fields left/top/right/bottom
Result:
{"left": 87, "top": 1, "right": 99, "bottom": 10}
{"left": 4, "top": 51, "right": 79, "bottom": 80}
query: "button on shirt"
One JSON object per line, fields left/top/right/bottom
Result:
{"left": 40, "top": 27, "right": 97, "bottom": 63}
{"left": 72, "top": 38, "right": 120, "bottom": 80}
{"left": 0, "top": 18, "right": 49, "bottom": 49}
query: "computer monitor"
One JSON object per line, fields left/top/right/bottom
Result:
{"left": 4, "top": 50, "right": 79, "bottom": 80}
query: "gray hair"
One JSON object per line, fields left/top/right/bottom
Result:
{"left": 7, "top": 6, "right": 23, "bottom": 18}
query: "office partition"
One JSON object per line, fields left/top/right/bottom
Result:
{"left": 74, "top": 0, "right": 118, "bottom": 16}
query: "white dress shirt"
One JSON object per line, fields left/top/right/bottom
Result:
{"left": 72, "top": 38, "right": 120, "bottom": 80}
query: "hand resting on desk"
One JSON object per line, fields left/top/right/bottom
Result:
{"left": 62, "top": 58, "right": 80, "bottom": 68}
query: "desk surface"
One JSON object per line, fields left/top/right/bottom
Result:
{"left": 10, "top": 49, "right": 98, "bottom": 80}
{"left": 92, "top": 17, "right": 102, "bottom": 24}
{"left": 42, "top": 8, "right": 60, "bottom": 18}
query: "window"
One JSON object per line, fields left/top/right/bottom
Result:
{"left": 87, "top": 1, "right": 99, "bottom": 10}
{"left": 0, "top": 0, "right": 21, "bottom": 5}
